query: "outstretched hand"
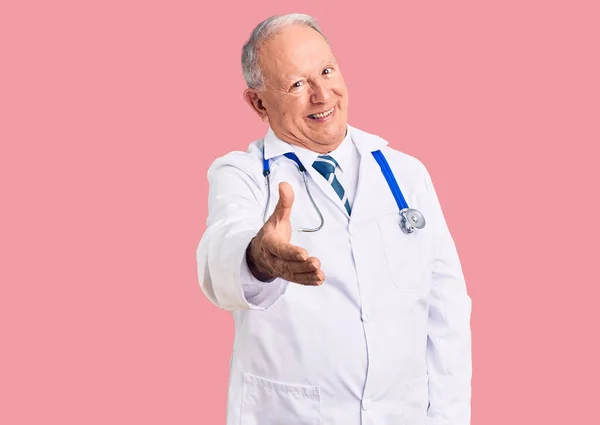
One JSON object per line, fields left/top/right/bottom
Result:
{"left": 246, "top": 182, "right": 325, "bottom": 285}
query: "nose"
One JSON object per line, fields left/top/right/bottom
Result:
{"left": 310, "top": 81, "right": 332, "bottom": 104}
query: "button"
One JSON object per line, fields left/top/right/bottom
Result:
{"left": 348, "top": 223, "right": 356, "bottom": 235}
{"left": 361, "top": 312, "right": 370, "bottom": 322}
{"left": 361, "top": 398, "right": 372, "bottom": 411}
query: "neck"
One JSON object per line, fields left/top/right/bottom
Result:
{"left": 294, "top": 139, "right": 343, "bottom": 154}
{"left": 276, "top": 128, "right": 348, "bottom": 154}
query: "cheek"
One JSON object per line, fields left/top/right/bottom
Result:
{"left": 336, "top": 81, "right": 348, "bottom": 95}
{"left": 332, "top": 87, "right": 347, "bottom": 102}
{"left": 278, "top": 99, "right": 298, "bottom": 118}
{"left": 289, "top": 102, "right": 309, "bottom": 120}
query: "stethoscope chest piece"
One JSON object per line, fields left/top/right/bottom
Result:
{"left": 400, "top": 208, "right": 426, "bottom": 234}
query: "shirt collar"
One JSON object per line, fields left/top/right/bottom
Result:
{"left": 262, "top": 126, "right": 295, "bottom": 160}
{"left": 325, "top": 129, "right": 353, "bottom": 173}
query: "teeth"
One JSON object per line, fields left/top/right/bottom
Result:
{"left": 310, "top": 107, "right": 334, "bottom": 119}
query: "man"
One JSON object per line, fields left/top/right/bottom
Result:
{"left": 196, "top": 13, "right": 472, "bottom": 425}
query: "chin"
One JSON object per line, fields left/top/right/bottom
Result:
{"left": 317, "top": 126, "right": 346, "bottom": 144}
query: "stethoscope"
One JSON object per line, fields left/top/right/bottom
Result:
{"left": 262, "top": 147, "right": 426, "bottom": 234}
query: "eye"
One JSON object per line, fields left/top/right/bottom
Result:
{"left": 323, "top": 67, "right": 333, "bottom": 75}
{"left": 292, "top": 81, "right": 303, "bottom": 88}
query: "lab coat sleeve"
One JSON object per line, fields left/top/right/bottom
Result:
{"left": 422, "top": 164, "right": 473, "bottom": 425}
{"left": 196, "top": 154, "right": 289, "bottom": 311}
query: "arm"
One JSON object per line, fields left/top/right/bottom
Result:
{"left": 196, "top": 154, "right": 324, "bottom": 311}
{"left": 422, "top": 165, "right": 473, "bottom": 425}
{"left": 196, "top": 156, "right": 288, "bottom": 311}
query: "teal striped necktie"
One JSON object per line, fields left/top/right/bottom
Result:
{"left": 312, "top": 155, "right": 351, "bottom": 215}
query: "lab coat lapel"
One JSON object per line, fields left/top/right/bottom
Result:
{"left": 349, "top": 126, "right": 389, "bottom": 223}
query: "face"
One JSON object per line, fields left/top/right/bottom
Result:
{"left": 243, "top": 25, "right": 349, "bottom": 153}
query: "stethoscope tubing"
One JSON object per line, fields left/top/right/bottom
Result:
{"left": 263, "top": 169, "right": 324, "bottom": 232}
{"left": 262, "top": 146, "right": 424, "bottom": 234}
{"left": 371, "top": 150, "right": 409, "bottom": 210}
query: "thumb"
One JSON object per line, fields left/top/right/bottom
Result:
{"left": 271, "top": 182, "right": 295, "bottom": 223}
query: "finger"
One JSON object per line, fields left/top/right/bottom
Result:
{"left": 306, "top": 256, "right": 321, "bottom": 270}
{"left": 270, "top": 182, "right": 295, "bottom": 223}
{"left": 286, "top": 270, "right": 325, "bottom": 286}
{"left": 268, "top": 242, "right": 309, "bottom": 261}
{"left": 270, "top": 256, "right": 320, "bottom": 275}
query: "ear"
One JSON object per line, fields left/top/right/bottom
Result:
{"left": 243, "top": 88, "right": 269, "bottom": 123}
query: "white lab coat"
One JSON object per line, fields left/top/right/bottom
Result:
{"left": 196, "top": 124, "right": 472, "bottom": 425}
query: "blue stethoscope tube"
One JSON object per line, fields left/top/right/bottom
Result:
{"left": 370, "top": 151, "right": 426, "bottom": 234}
{"left": 262, "top": 147, "right": 425, "bottom": 234}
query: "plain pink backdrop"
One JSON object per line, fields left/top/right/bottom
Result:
{"left": 1, "top": 0, "right": 599, "bottom": 424}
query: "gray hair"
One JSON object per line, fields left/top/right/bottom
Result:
{"left": 241, "top": 13, "right": 329, "bottom": 90}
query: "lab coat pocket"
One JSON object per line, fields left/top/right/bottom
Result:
{"left": 402, "top": 374, "right": 430, "bottom": 424}
{"left": 377, "top": 213, "right": 433, "bottom": 289}
{"left": 241, "top": 373, "right": 321, "bottom": 425}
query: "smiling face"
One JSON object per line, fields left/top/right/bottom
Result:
{"left": 243, "top": 24, "right": 349, "bottom": 154}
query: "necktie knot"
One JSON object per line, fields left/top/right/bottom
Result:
{"left": 312, "top": 155, "right": 339, "bottom": 179}
{"left": 312, "top": 154, "right": 351, "bottom": 215}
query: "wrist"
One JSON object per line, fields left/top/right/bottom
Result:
{"left": 246, "top": 238, "right": 276, "bottom": 282}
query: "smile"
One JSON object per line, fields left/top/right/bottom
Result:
{"left": 308, "top": 107, "right": 335, "bottom": 120}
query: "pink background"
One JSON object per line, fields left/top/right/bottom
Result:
{"left": 1, "top": 0, "right": 599, "bottom": 423}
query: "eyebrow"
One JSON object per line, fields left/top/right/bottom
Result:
{"left": 283, "top": 57, "right": 337, "bottom": 84}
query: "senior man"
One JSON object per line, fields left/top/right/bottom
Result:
{"left": 196, "top": 13, "right": 472, "bottom": 425}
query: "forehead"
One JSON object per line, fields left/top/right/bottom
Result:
{"left": 259, "top": 25, "right": 336, "bottom": 84}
